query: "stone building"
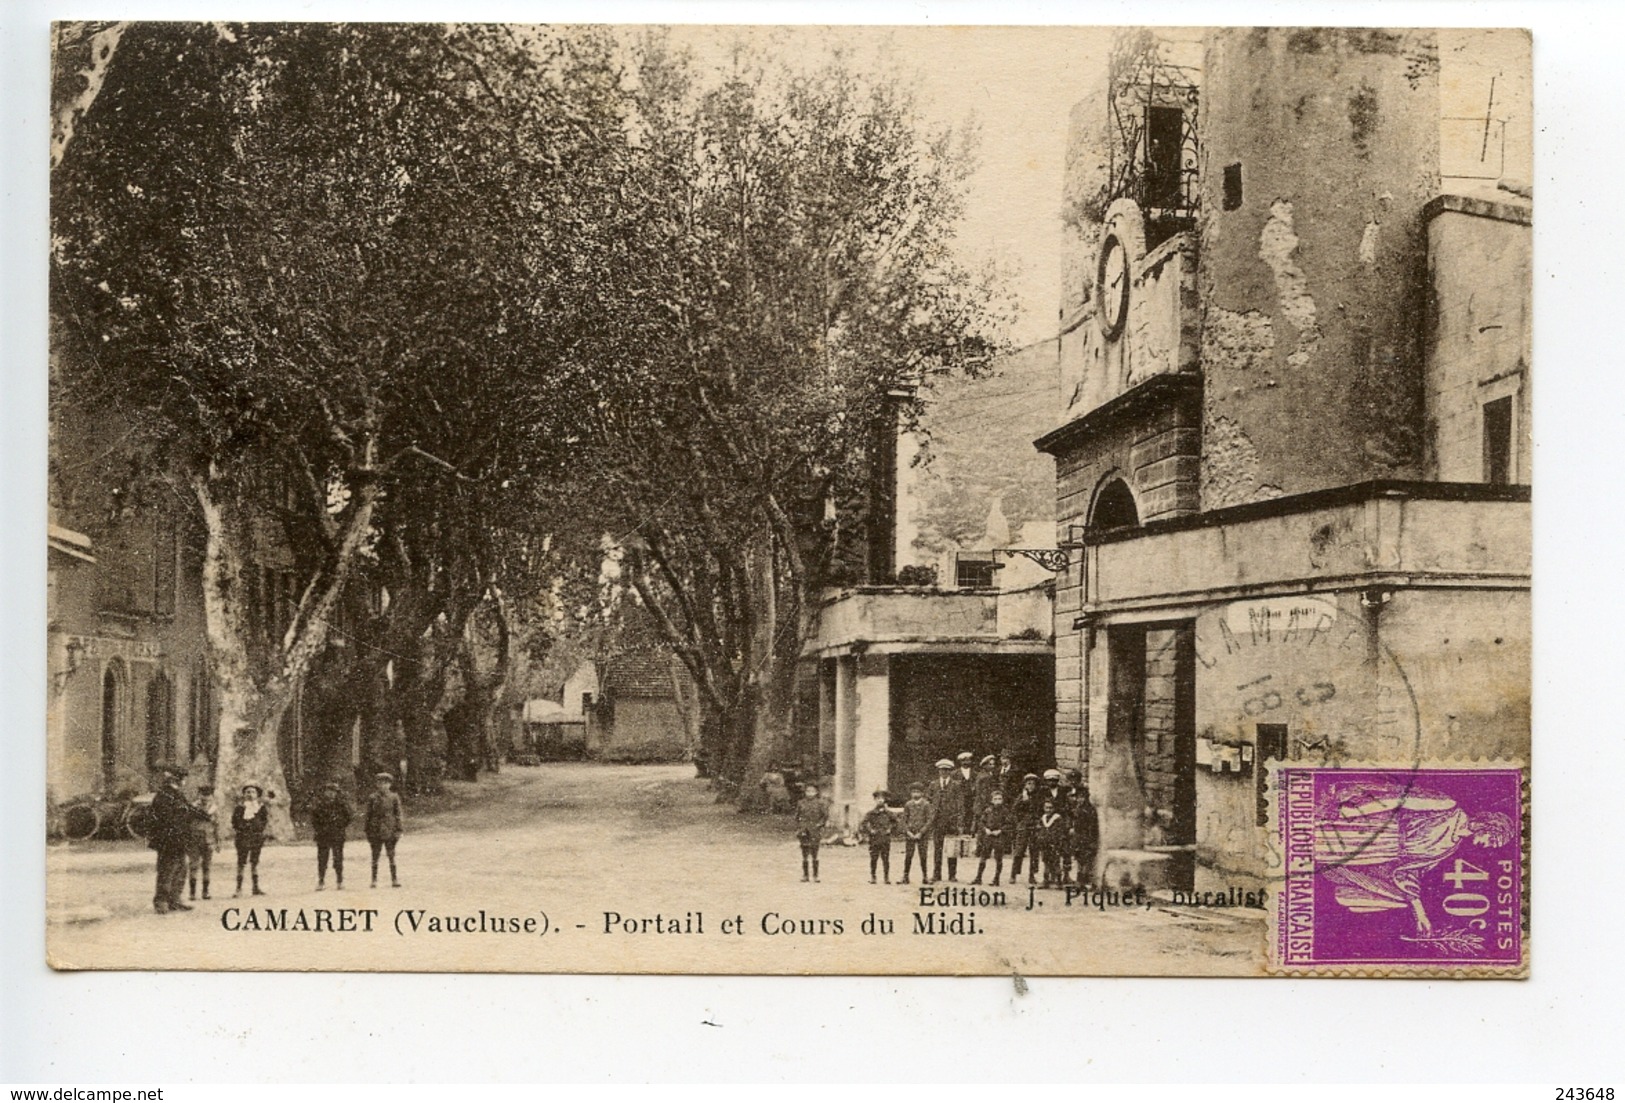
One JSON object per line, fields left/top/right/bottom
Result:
{"left": 1036, "top": 28, "right": 1530, "bottom": 892}
{"left": 802, "top": 342, "right": 1059, "bottom": 827}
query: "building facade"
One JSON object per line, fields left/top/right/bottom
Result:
{"left": 802, "top": 342, "right": 1060, "bottom": 826}
{"left": 1038, "top": 28, "right": 1531, "bottom": 892}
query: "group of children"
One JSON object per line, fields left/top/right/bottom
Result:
{"left": 175, "top": 771, "right": 407, "bottom": 903}
{"left": 796, "top": 751, "right": 1102, "bottom": 890}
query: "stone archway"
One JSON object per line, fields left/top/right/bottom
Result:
{"left": 1090, "top": 476, "right": 1140, "bottom": 530}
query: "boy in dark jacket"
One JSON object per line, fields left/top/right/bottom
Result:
{"left": 858, "top": 790, "right": 897, "bottom": 884}
{"left": 1037, "top": 798, "right": 1067, "bottom": 888}
{"left": 232, "top": 783, "right": 270, "bottom": 897}
{"left": 310, "top": 780, "right": 353, "bottom": 891}
{"left": 795, "top": 784, "right": 829, "bottom": 882}
{"left": 1009, "top": 773, "right": 1043, "bottom": 884}
{"left": 365, "top": 772, "right": 404, "bottom": 888}
{"left": 899, "top": 782, "right": 933, "bottom": 885}
{"left": 185, "top": 784, "right": 217, "bottom": 901}
{"left": 970, "top": 790, "right": 1011, "bottom": 886}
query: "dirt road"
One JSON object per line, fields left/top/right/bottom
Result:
{"left": 46, "top": 763, "right": 1264, "bottom": 975}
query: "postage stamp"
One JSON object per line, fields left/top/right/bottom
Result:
{"left": 1270, "top": 766, "right": 1528, "bottom": 976}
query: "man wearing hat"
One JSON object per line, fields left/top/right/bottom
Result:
{"left": 364, "top": 771, "right": 404, "bottom": 888}
{"left": 310, "top": 779, "right": 353, "bottom": 891}
{"left": 995, "top": 750, "right": 1023, "bottom": 807}
{"left": 148, "top": 763, "right": 208, "bottom": 913}
{"left": 927, "top": 758, "right": 967, "bottom": 883}
{"left": 1065, "top": 770, "right": 1100, "bottom": 889}
{"left": 971, "top": 754, "right": 1000, "bottom": 817}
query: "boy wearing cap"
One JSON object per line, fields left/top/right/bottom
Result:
{"left": 365, "top": 772, "right": 404, "bottom": 888}
{"left": 1009, "top": 773, "right": 1042, "bottom": 885}
{"left": 970, "top": 790, "right": 1011, "bottom": 886}
{"left": 898, "top": 782, "right": 933, "bottom": 885}
{"left": 185, "top": 783, "right": 218, "bottom": 901}
{"left": 857, "top": 790, "right": 896, "bottom": 884}
{"left": 231, "top": 783, "right": 271, "bottom": 897}
{"left": 310, "top": 779, "right": 353, "bottom": 891}
{"left": 794, "top": 783, "right": 829, "bottom": 882}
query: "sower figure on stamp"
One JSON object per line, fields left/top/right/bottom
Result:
{"left": 149, "top": 763, "right": 207, "bottom": 913}
{"left": 310, "top": 779, "right": 352, "bottom": 891}
{"left": 858, "top": 790, "right": 896, "bottom": 884}
{"left": 231, "top": 783, "right": 270, "bottom": 897}
{"left": 185, "top": 783, "right": 217, "bottom": 901}
{"left": 1313, "top": 783, "right": 1515, "bottom": 937}
{"left": 971, "top": 789, "right": 1010, "bottom": 886}
{"left": 899, "top": 781, "right": 933, "bottom": 885}
{"left": 795, "top": 783, "right": 829, "bottom": 882}
{"left": 365, "top": 771, "right": 404, "bottom": 888}
{"left": 927, "top": 758, "right": 965, "bottom": 884}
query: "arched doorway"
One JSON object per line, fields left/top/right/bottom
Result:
{"left": 100, "top": 662, "right": 123, "bottom": 791}
{"left": 1090, "top": 477, "right": 1140, "bottom": 530}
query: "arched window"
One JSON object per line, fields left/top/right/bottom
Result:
{"left": 1090, "top": 477, "right": 1140, "bottom": 531}
{"left": 147, "top": 672, "right": 174, "bottom": 769}
{"left": 101, "top": 663, "right": 122, "bottom": 791}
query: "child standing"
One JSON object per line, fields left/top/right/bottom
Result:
{"left": 231, "top": 783, "right": 270, "bottom": 897}
{"left": 186, "top": 784, "right": 217, "bottom": 901}
{"left": 794, "top": 783, "right": 828, "bottom": 882}
{"left": 899, "top": 782, "right": 933, "bottom": 885}
{"left": 1037, "top": 798, "right": 1066, "bottom": 888}
{"left": 365, "top": 772, "right": 404, "bottom": 888}
{"left": 310, "top": 779, "right": 353, "bottom": 891}
{"left": 971, "top": 790, "right": 1011, "bottom": 886}
{"left": 858, "top": 790, "right": 896, "bottom": 884}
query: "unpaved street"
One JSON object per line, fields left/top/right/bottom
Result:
{"left": 48, "top": 763, "right": 1264, "bottom": 975}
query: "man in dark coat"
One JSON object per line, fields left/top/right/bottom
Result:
{"left": 995, "top": 750, "right": 1024, "bottom": 807}
{"left": 148, "top": 764, "right": 207, "bottom": 913}
{"left": 971, "top": 754, "right": 1000, "bottom": 815}
{"left": 310, "top": 780, "right": 353, "bottom": 891}
{"left": 1068, "top": 774, "right": 1101, "bottom": 889}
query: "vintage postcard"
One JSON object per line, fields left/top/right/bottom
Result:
{"left": 45, "top": 23, "right": 1531, "bottom": 976}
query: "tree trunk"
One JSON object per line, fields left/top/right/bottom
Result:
{"left": 194, "top": 467, "right": 379, "bottom": 839}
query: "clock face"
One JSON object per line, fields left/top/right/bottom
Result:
{"left": 1097, "top": 233, "right": 1130, "bottom": 340}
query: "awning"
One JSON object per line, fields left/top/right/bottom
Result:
{"left": 47, "top": 523, "right": 96, "bottom": 563}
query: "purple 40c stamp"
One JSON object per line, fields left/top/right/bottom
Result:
{"left": 1273, "top": 767, "right": 1525, "bottom": 973}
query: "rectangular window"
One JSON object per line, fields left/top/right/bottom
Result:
{"left": 954, "top": 554, "right": 998, "bottom": 590}
{"left": 1223, "top": 163, "right": 1243, "bottom": 210}
{"left": 1483, "top": 395, "right": 1513, "bottom": 486}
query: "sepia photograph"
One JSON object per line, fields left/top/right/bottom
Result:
{"left": 43, "top": 20, "right": 1532, "bottom": 979}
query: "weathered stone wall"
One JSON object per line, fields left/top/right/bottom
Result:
{"left": 1423, "top": 198, "right": 1532, "bottom": 483}
{"left": 1198, "top": 28, "right": 1442, "bottom": 501}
